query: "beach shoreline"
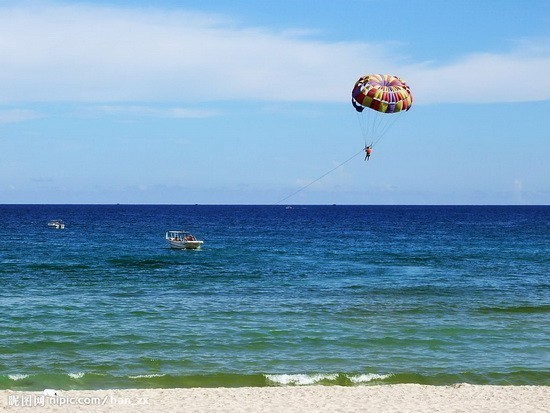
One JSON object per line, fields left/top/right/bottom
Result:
{"left": 1, "top": 384, "right": 548, "bottom": 412}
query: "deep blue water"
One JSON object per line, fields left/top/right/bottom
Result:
{"left": 0, "top": 205, "right": 548, "bottom": 390}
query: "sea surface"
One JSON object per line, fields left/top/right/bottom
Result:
{"left": 0, "top": 205, "right": 548, "bottom": 390}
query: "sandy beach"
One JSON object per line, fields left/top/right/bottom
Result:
{"left": 1, "top": 385, "right": 548, "bottom": 413}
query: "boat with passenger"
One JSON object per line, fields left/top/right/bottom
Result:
{"left": 47, "top": 220, "right": 65, "bottom": 229}
{"left": 165, "top": 230, "right": 203, "bottom": 249}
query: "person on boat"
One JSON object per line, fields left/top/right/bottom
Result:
{"left": 364, "top": 145, "right": 373, "bottom": 161}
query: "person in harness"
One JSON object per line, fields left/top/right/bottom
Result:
{"left": 364, "top": 145, "right": 373, "bottom": 161}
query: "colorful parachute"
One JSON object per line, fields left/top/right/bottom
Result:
{"left": 352, "top": 74, "right": 413, "bottom": 113}
{"left": 351, "top": 74, "right": 413, "bottom": 147}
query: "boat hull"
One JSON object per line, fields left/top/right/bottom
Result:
{"left": 47, "top": 221, "right": 65, "bottom": 229}
{"left": 168, "top": 240, "right": 203, "bottom": 249}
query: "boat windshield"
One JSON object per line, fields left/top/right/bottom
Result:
{"left": 167, "top": 231, "right": 197, "bottom": 241}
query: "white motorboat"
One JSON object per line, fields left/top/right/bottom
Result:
{"left": 165, "top": 230, "right": 204, "bottom": 249}
{"left": 47, "top": 220, "right": 65, "bottom": 229}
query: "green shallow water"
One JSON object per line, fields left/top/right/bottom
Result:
{"left": 3, "top": 371, "right": 549, "bottom": 391}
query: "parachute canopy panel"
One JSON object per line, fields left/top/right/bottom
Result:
{"left": 352, "top": 74, "right": 413, "bottom": 114}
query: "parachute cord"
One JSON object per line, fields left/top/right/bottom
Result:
{"left": 357, "top": 108, "right": 402, "bottom": 149}
{"left": 275, "top": 148, "right": 365, "bottom": 205}
{"left": 356, "top": 111, "right": 369, "bottom": 147}
{"left": 371, "top": 113, "right": 402, "bottom": 148}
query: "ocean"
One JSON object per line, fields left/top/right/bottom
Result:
{"left": 0, "top": 205, "right": 548, "bottom": 390}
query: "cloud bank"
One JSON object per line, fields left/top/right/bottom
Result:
{"left": 0, "top": 3, "right": 548, "bottom": 105}
{"left": 0, "top": 109, "right": 42, "bottom": 123}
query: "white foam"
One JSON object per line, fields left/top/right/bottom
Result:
{"left": 68, "top": 372, "right": 84, "bottom": 379}
{"left": 8, "top": 374, "right": 28, "bottom": 381}
{"left": 265, "top": 373, "right": 338, "bottom": 385}
{"left": 348, "top": 373, "right": 391, "bottom": 383}
{"left": 128, "top": 374, "right": 166, "bottom": 379}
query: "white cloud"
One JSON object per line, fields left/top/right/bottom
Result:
{"left": 513, "top": 178, "right": 524, "bottom": 204}
{"left": 0, "top": 3, "right": 548, "bottom": 105}
{"left": 168, "top": 107, "right": 219, "bottom": 118}
{"left": 93, "top": 105, "right": 218, "bottom": 118}
{"left": 0, "top": 109, "right": 42, "bottom": 123}
{"left": 514, "top": 178, "right": 523, "bottom": 192}
{"left": 405, "top": 43, "right": 550, "bottom": 104}
{"left": 0, "top": 3, "right": 394, "bottom": 104}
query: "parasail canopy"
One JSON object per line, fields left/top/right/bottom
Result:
{"left": 352, "top": 74, "right": 413, "bottom": 114}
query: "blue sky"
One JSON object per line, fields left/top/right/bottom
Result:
{"left": 0, "top": 0, "right": 548, "bottom": 204}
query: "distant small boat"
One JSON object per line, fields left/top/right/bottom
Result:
{"left": 47, "top": 220, "right": 65, "bottom": 229}
{"left": 165, "top": 230, "right": 203, "bottom": 249}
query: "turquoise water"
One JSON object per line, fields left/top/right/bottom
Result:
{"left": 0, "top": 205, "right": 548, "bottom": 390}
